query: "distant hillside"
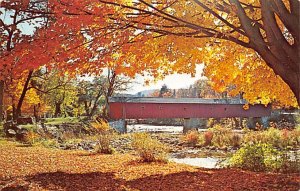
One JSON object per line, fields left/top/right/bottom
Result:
{"left": 114, "top": 93, "right": 135, "bottom": 97}
{"left": 135, "top": 89, "right": 158, "bottom": 97}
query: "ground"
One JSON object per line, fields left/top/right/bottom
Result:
{"left": 0, "top": 140, "right": 299, "bottom": 191}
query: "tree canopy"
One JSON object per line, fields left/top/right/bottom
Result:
{"left": 0, "top": 0, "right": 299, "bottom": 118}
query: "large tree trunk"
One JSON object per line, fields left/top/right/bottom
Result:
{"left": 84, "top": 101, "right": 91, "bottom": 117}
{"left": 15, "top": 70, "right": 34, "bottom": 119}
{"left": 54, "top": 101, "right": 62, "bottom": 117}
{"left": 229, "top": 0, "right": 300, "bottom": 105}
{"left": 0, "top": 80, "right": 4, "bottom": 122}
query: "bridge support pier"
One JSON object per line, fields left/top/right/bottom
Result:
{"left": 247, "top": 117, "right": 270, "bottom": 129}
{"left": 183, "top": 118, "right": 199, "bottom": 133}
{"left": 108, "top": 119, "right": 127, "bottom": 133}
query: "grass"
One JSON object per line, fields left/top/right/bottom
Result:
{"left": 44, "top": 117, "right": 82, "bottom": 125}
{"left": 0, "top": 122, "right": 4, "bottom": 137}
{"left": 295, "top": 114, "right": 300, "bottom": 129}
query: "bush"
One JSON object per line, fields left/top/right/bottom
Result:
{"left": 263, "top": 127, "right": 281, "bottom": 147}
{"left": 24, "top": 131, "right": 41, "bottom": 145}
{"left": 280, "top": 150, "right": 300, "bottom": 173}
{"left": 209, "top": 125, "right": 233, "bottom": 148}
{"left": 286, "top": 128, "right": 300, "bottom": 147}
{"left": 230, "top": 133, "right": 242, "bottom": 147}
{"left": 203, "top": 131, "right": 213, "bottom": 146}
{"left": 182, "top": 130, "right": 199, "bottom": 146}
{"left": 95, "top": 131, "right": 115, "bottom": 154}
{"left": 228, "top": 143, "right": 283, "bottom": 172}
{"left": 280, "top": 129, "right": 300, "bottom": 148}
{"left": 91, "top": 119, "right": 110, "bottom": 133}
{"left": 131, "top": 133, "right": 168, "bottom": 162}
{"left": 91, "top": 119, "right": 114, "bottom": 154}
{"left": 242, "top": 128, "right": 300, "bottom": 148}
{"left": 242, "top": 131, "right": 264, "bottom": 145}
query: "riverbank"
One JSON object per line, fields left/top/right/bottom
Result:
{"left": 0, "top": 140, "right": 299, "bottom": 191}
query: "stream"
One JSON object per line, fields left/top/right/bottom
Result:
{"left": 127, "top": 124, "right": 229, "bottom": 169}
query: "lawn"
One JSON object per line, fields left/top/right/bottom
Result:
{"left": 0, "top": 140, "right": 299, "bottom": 191}
{"left": 44, "top": 117, "right": 83, "bottom": 125}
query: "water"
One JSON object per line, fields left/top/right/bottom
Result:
{"left": 127, "top": 124, "right": 229, "bottom": 168}
{"left": 127, "top": 124, "right": 183, "bottom": 133}
{"left": 127, "top": 124, "right": 243, "bottom": 134}
{"left": 169, "top": 150, "right": 226, "bottom": 169}
{"left": 169, "top": 157, "right": 222, "bottom": 169}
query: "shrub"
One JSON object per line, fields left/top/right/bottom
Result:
{"left": 242, "top": 128, "right": 300, "bottom": 148}
{"left": 209, "top": 125, "right": 233, "bottom": 148}
{"left": 24, "top": 131, "right": 40, "bottom": 145}
{"left": 280, "top": 129, "right": 293, "bottom": 148}
{"left": 287, "top": 128, "right": 300, "bottom": 147}
{"left": 91, "top": 119, "right": 114, "bottom": 154}
{"left": 131, "top": 133, "right": 168, "bottom": 162}
{"left": 203, "top": 131, "right": 213, "bottom": 146}
{"left": 95, "top": 131, "right": 114, "bottom": 154}
{"left": 228, "top": 143, "right": 283, "bottom": 172}
{"left": 263, "top": 127, "right": 281, "bottom": 147}
{"left": 242, "top": 131, "right": 264, "bottom": 145}
{"left": 280, "top": 150, "right": 300, "bottom": 173}
{"left": 230, "top": 133, "right": 242, "bottom": 147}
{"left": 91, "top": 119, "right": 110, "bottom": 133}
{"left": 182, "top": 130, "right": 199, "bottom": 146}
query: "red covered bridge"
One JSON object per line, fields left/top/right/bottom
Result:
{"left": 108, "top": 97, "right": 271, "bottom": 119}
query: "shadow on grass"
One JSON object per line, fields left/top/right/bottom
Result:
{"left": 26, "top": 171, "right": 126, "bottom": 191}
{"left": 20, "top": 168, "right": 299, "bottom": 191}
{"left": 15, "top": 144, "right": 32, "bottom": 148}
{"left": 126, "top": 169, "right": 299, "bottom": 191}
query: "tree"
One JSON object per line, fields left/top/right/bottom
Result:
{"left": 2, "top": 0, "right": 298, "bottom": 113}
{"left": 102, "top": 69, "right": 133, "bottom": 117}
{"left": 98, "top": 0, "right": 299, "bottom": 106}
{"left": 37, "top": 70, "right": 79, "bottom": 117}
{"left": 0, "top": 1, "right": 46, "bottom": 121}
{"left": 0, "top": 81, "right": 3, "bottom": 122}
{"left": 0, "top": 0, "right": 51, "bottom": 120}
{"left": 77, "top": 79, "right": 105, "bottom": 117}
{"left": 159, "top": 84, "right": 173, "bottom": 97}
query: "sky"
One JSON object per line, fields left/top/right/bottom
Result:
{"left": 126, "top": 64, "right": 206, "bottom": 94}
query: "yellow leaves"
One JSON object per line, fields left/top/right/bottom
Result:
{"left": 121, "top": 0, "right": 134, "bottom": 6}
{"left": 200, "top": 40, "right": 298, "bottom": 107}
{"left": 243, "top": 104, "right": 249, "bottom": 110}
{"left": 91, "top": 119, "right": 111, "bottom": 132}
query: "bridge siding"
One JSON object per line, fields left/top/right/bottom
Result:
{"left": 109, "top": 102, "right": 271, "bottom": 119}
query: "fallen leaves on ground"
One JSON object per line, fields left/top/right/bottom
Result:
{"left": 0, "top": 140, "right": 299, "bottom": 191}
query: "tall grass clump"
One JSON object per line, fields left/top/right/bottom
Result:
{"left": 203, "top": 131, "right": 213, "bottom": 146}
{"left": 24, "top": 130, "right": 41, "bottom": 145}
{"left": 209, "top": 125, "right": 233, "bottom": 148}
{"left": 131, "top": 133, "right": 168, "bottom": 162}
{"left": 181, "top": 130, "right": 199, "bottom": 146}
{"left": 92, "top": 119, "right": 114, "bottom": 154}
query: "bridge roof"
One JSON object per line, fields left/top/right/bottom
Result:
{"left": 109, "top": 97, "right": 247, "bottom": 105}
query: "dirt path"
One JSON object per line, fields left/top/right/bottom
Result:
{"left": 0, "top": 140, "right": 299, "bottom": 191}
